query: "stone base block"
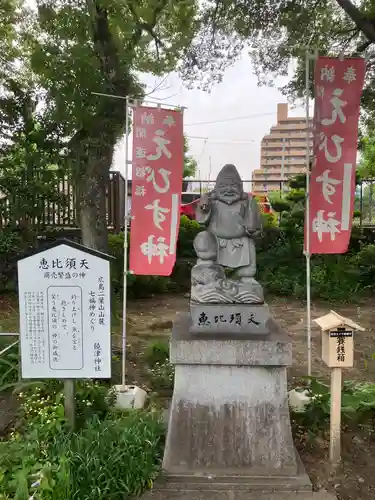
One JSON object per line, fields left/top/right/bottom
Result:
{"left": 163, "top": 314, "right": 297, "bottom": 477}
{"left": 190, "top": 303, "right": 271, "bottom": 335}
{"left": 142, "top": 489, "right": 336, "bottom": 500}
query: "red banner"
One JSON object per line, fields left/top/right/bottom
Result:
{"left": 305, "top": 56, "right": 365, "bottom": 254}
{"left": 129, "top": 106, "right": 184, "bottom": 275}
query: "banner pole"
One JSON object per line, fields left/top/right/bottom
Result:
{"left": 121, "top": 96, "right": 130, "bottom": 387}
{"left": 305, "top": 50, "right": 312, "bottom": 378}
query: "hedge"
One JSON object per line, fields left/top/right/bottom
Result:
{"left": 1, "top": 214, "right": 375, "bottom": 302}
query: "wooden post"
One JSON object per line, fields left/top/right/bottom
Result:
{"left": 64, "top": 379, "right": 76, "bottom": 430}
{"left": 329, "top": 367, "right": 342, "bottom": 465}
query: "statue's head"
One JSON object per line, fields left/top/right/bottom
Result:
{"left": 214, "top": 164, "right": 243, "bottom": 205}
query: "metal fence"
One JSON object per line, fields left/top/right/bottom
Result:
{"left": 2, "top": 172, "right": 374, "bottom": 232}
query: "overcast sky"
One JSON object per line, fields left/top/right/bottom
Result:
{"left": 113, "top": 55, "right": 313, "bottom": 183}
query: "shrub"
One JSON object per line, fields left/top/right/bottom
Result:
{"left": 45, "top": 412, "right": 165, "bottom": 499}
{"left": 0, "top": 378, "right": 164, "bottom": 499}
{"left": 147, "top": 361, "right": 175, "bottom": 393}
{"left": 0, "top": 230, "right": 25, "bottom": 292}
{"left": 0, "top": 412, "right": 164, "bottom": 499}
{"left": 144, "top": 340, "right": 169, "bottom": 367}
{"left": 13, "top": 379, "right": 115, "bottom": 437}
{"left": 177, "top": 215, "right": 202, "bottom": 258}
{"left": 353, "top": 243, "right": 375, "bottom": 289}
{"left": 291, "top": 377, "right": 375, "bottom": 443}
{"left": 0, "top": 343, "right": 19, "bottom": 390}
{"left": 3, "top": 204, "right": 375, "bottom": 303}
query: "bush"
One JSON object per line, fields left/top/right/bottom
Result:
{"left": 3, "top": 204, "right": 375, "bottom": 303}
{"left": 45, "top": 413, "right": 165, "bottom": 499}
{"left": 12, "top": 379, "right": 116, "bottom": 437}
{"left": 146, "top": 361, "right": 175, "bottom": 393}
{"left": 177, "top": 215, "right": 202, "bottom": 258}
{"left": 144, "top": 340, "right": 169, "bottom": 367}
{"left": 0, "top": 343, "right": 19, "bottom": 390}
{"left": 291, "top": 377, "right": 375, "bottom": 443}
{"left": 0, "top": 380, "right": 164, "bottom": 499}
{"left": 0, "top": 230, "right": 25, "bottom": 292}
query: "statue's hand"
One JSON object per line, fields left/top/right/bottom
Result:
{"left": 198, "top": 193, "right": 211, "bottom": 213}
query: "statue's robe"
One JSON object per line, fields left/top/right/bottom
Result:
{"left": 196, "top": 194, "right": 262, "bottom": 269}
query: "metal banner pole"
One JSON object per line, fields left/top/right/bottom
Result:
{"left": 121, "top": 96, "right": 130, "bottom": 387}
{"left": 305, "top": 50, "right": 312, "bottom": 377}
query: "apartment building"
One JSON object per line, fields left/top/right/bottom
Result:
{"left": 252, "top": 103, "right": 313, "bottom": 194}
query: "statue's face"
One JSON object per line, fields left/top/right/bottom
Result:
{"left": 216, "top": 178, "right": 242, "bottom": 205}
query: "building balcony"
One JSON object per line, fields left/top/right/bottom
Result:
{"left": 270, "top": 122, "right": 311, "bottom": 132}
{"left": 262, "top": 130, "right": 312, "bottom": 142}
{"left": 261, "top": 148, "right": 309, "bottom": 157}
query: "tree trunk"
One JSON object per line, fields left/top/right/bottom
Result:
{"left": 78, "top": 149, "right": 112, "bottom": 253}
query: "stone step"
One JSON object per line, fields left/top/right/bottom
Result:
{"left": 142, "top": 490, "right": 336, "bottom": 499}
{"left": 159, "top": 473, "right": 312, "bottom": 492}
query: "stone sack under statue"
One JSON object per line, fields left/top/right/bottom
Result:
{"left": 190, "top": 163, "right": 271, "bottom": 335}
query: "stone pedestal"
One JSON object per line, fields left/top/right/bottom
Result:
{"left": 162, "top": 313, "right": 310, "bottom": 487}
{"left": 190, "top": 303, "right": 271, "bottom": 335}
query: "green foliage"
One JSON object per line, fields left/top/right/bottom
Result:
{"left": 146, "top": 361, "right": 174, "bottom": 393}
{"left": 262, "top": 211, "right": 278, "bottom": 228}
{"left": 45, "top": 413, "right": 165, "bottom": 500}
{"left": 3, "top": 197, "right": 375, "bottom": 302}
{"left": 269, "top": 197, "right": 291, "bottom": 213}
{"left": 184, "top": 135, "right": 198, "bottom": 178}
{"left": 0, "top": 411, "right": 164, "bottom": 499}
{"left": 144, "top": 340, "right": 169, "bottom": 367}
{"left": 177, "top": 215, "right": 202, "bottom": 258}
{"left": 0, "top": 377, "right": 164, "bottom": 499}
{"left": 181, "top": 1, "right": 375, "bottom": 134}
{"left": 143, "top": 340, "right": 174, "bottom": 393}
{"left": 292, "top": 378, "right": 375, "bottom": 442}
{"left": 0, "top": 342, "right": 19, "bottom": 390}
{"left": 1, "top": 0, "right": 200, "bottom": 250}
{"left": 358, "top": 132, "right": 375, "bottom": 178}
{"left": 2, "top": 379, "right": 116, "bottom": 434}
{"left": 291, "top": 378, "right": 330, "bottom": 441}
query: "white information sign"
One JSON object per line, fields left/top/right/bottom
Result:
{"left": 17, "top": 241, "right": 111, "bottom": 379}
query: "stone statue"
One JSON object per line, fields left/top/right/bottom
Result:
{"left": 191, "top": 164, "right": 264, "bottom": 305}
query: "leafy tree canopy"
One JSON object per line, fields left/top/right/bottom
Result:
{"left": 183, "top": 1, "right": 375, "bottom": 122}
{"left": 0, "top": 0, "right": 201, "bottom": 250}
{"left": 183, "top": 136, "right": 198, "bottom": 178}
{"left": 359, "top": 130, "right": 375, "bottom": 177}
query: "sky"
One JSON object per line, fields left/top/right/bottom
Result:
{"left": 113, "top": 55, "right": 313, "bottom": 185}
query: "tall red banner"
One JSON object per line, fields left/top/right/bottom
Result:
{"left": 305, "top": 56, "right": 365, "bottom": 254}
{"left": 129, "top": 106, "right": 184, "bottom": 275}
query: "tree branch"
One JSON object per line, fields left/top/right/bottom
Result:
{"left": 335, "top": 0, "right": 375, "bottom": 44}
{"left": 128, "top": 0, "right": 168, "bottom": 57}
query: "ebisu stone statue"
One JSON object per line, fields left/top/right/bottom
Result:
{"left": 190, "top": 164, "right": 271, "bottom": 334}
{"left": 158, "top": 164, "right": 303, "bottom": 489}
